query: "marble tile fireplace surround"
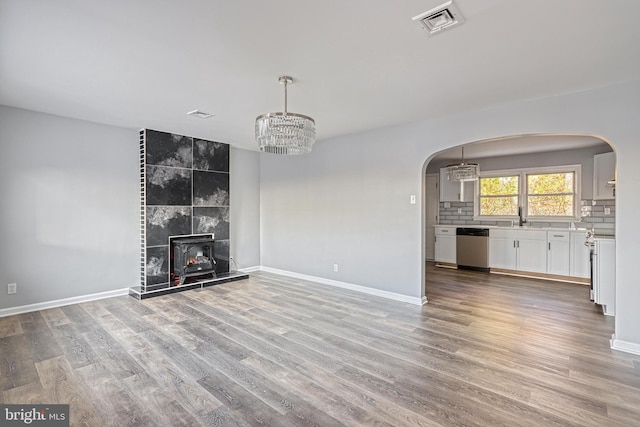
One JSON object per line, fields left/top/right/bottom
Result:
{"left": 129, "top": 129, "right": 248, "bottom": 299}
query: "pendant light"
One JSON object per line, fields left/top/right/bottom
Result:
{"left": 446, "top": 146, "right": 479, "bottom": 181}
{"left": 255, "top": 76, "right": 316, "bottom": 155}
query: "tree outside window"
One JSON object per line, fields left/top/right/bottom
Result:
{"left": 479, "top": 175, "right": 519, "bottom": 216}
{"left": 527, "top": 172, "right": 574, "bottom": 217}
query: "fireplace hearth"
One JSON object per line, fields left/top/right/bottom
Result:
{"left": 172, "top": 236, "right": 216, "bottom": 285}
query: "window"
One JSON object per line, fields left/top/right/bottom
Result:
{"left": 474, "top": 165, "right": 581, "bottom": 221}
{"left": 527, "top": 172, "right": 574, "bottom": 217}
{"left": 479, "top": 175, "right": 519, "bottom": 216}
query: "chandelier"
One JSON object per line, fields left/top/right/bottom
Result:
{"left": 446, "top": 146, "right": 479, "bottom": 181}
{"left": 255, "top": 76, "right": 316, "bottom": 155}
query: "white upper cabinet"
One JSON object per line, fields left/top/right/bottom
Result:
{"left": 439, "top": 168, "right": 474, "bottom": 202}
{"left": 593, "top": 152, "right": 615, "bottom": 200}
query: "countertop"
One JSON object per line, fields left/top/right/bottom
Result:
{"left": 434, "top": 224, "right": 589, "bottom": 232}
{"left": 434, "top": 224, "right": 615, "bottom": 238}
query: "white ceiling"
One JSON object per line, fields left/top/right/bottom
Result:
{"left": 1, "top": 1, "right": 639, "bottom": 153}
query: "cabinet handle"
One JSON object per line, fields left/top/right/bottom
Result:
{"left": 513, "top": 241, "right": 516, "bottom": 248}
{"left": 548, "top": 242, "right": 551, "bottom": 250}
{"left": 553, "top": 234, "right": 564, "bottom": 238}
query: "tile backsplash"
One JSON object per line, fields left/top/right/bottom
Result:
{"left": 439, "top": 199, "right": 615, "bottom": 235}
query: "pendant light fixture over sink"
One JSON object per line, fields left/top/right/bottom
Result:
{"left": 446, "top": 146, "right": 479, "bottom": 181}
{"left": 255, "top": 75, "right": 316, "bottom": 155}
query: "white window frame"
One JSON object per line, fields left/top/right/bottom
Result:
{"left": 473, "top": 164, "right": 581, "bottom": 222}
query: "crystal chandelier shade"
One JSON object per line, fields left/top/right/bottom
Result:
{"left": 446, "top": 163, "right": 480, "bottom": 181}
{"left": 446, "top": 147, "right": 479, "bottom": 181}
{"left": 255, "top": 76, "right": 316, "bottom": 155}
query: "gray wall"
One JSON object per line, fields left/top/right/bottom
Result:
{"left": 426, "top": 145, "right": 613, "bottom": 200}
{"left": 260, "top": 127, "right": 423, "bottom": 299}
{"left": 0, "top": 107, "right": 264, "bottom": 309}
{"left": 0, "top": 106, "right": 139, "bottom": 309}
{"left": 230, "top": 147, "right": 261, "bottom": 269}
{"left": 259, "top": 79, "right": 640, "bottom": 351}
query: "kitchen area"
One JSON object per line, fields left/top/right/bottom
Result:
{"left": 426, "top": 135, "right": 616, "bottom": 316}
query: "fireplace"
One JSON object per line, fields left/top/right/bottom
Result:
{"left": 131, "top": 129, "right": 249, "bottom": 300}
{"left": 171, "top": 235, "right": 216, "bottom": 285}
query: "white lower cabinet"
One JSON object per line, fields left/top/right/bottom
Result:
{"left": 449, "top": 226, "right": 588, "bottom": 280}
{"left": 489, "top": 229, "right": 547, "bottom": 274}
{"left": 547, "top": 231, "right": 571, "bottom": 276}
{"left": 593, "top": 238, "right": 615, "bottom": 316}
{"left": 570, "top": 231, "right": 590, "bottom": 279}
{"left": 490, "top": 228, "right": 592, "bottom": 279}
{"left": 489, "top": 230, "right": 518, "bottom": 270}
{"left": 516, "top": 230, "right": 547, "bottom": 273}
{"left": 434, "top": 226, "right": 457, "bottom": 264}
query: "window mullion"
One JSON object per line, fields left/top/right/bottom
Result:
{"left": 520, "top": 171, "right": 527, "bottom": 217}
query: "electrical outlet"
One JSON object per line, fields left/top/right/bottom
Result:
{"left": 410, "top": 195, "right": 416, "bottom": 204}
{"left": 604, "top": 207, "right": 611, "bottom": 215}
{"left": 333, "top": 264, "right": 339, "bottom": 272}
{"left": 457, "top": 207, "right": 462, "bottom": 214}
{"left": 7, "top": 283, "right": 17, "bottom": 294}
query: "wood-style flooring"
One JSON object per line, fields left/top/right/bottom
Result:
{"left": 2, "top": 264, "right": 640, "bottom": 426}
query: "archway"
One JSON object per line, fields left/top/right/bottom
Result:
{"left": 421, "top": 133, "right": 616, "bottom": 302}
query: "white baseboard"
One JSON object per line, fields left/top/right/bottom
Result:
{"left": 259, "top": 266, "right": 425, "bottom": 306}
{"left": 238, "top": 265, "right": 261, "bottom": 273}
{"left": 610, "top": 334, "right": 640, "bottom": 355}
{"left": 0, "top": 288, "right": 130, "bottom": 318}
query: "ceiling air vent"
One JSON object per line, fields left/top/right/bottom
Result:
{"left": 412, "top": 1, "right": 465, "bottom": 36}
{"left": 187, "top": 110, "right": 214, "bottom": 119}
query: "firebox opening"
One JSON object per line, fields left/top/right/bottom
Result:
{"left": 170, "top": 234, "right": 216, "bottom": 286}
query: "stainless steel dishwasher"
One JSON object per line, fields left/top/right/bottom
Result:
{"left": 456, "top": 228, "right": 490, "bottom": 272}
